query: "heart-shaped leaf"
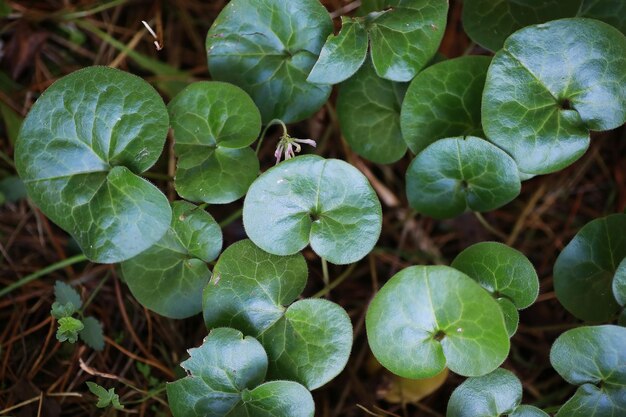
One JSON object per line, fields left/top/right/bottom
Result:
{"left": 366, "top": 265, "right": 510, "bottom": 379}
{"left": 554, "top": 213, "right": 626, "bottom": 321}
{"left": 401, "top": 56, "right": 490, "bottom": 154}
{"left": 204, "top": 240, "right": 353, "bottom": 390}
{"left": 482, "top": 18, "right": 626, "bottom": 175}
{"left": 406, "top": 136, "right": 521, "bottom": 219}
{"left": 550, "top": 325, "right": 626, "bottom": 417}
{"left": 243, "top": 155, "right": 382, "bottom": 265}
{"left": 14, "top": 66, "right": 171, "bottom": 263}
{"left": 447, "top": 368, "right": 548, "bottom": 417}
{"left": 307, "top": 17, "right": 368, "bottom": 85}
{"left": 206, "top": 0, "right": 332, "bottom": 123}
{"left": 336, "top": 59, "right": 408, "bottom": 164}
{"left": 168, "top": 82, "right": 261, "bottom": 204}
{"left": 121, "top": 201, "right": 222, "bottom": 319}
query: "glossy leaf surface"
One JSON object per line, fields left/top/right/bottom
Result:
{"left": 554, "top": 214, "right": 626, "bottom": 321}
{"left": 366, "top": 266, "right": 509, "bottom": 378}
{"left": 122, "top": 201, "right": 222, "bottom": 319}
{"left": 336, "top": 60, "right": 407, "bottom": 164}
{"left": 401, "top": 56, "right": 490, "bottom": 154}
{"left": 243, "top": 155, "right": 382, "bottom": 265}
{"left": 15, "top": 66, "right": 171, "bottom": 263}
{"left": 482, "top": 19, "right": 626, "bottom": 175}
{"left": 406, "top": 136, "right": 521, "bottom": 219}
{"left": 206, "top": 0, "right": 332, "bottom": 123}
{"left": 169, "top": 82, "right": 261, "bottom": 204}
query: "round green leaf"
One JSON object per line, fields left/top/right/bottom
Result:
{"left": 509, "top": 405, "right": 550, "bottom": 417}
{"left": 401, "top": 56, "right": 490, "bottom": 154}
{"left": 14, "top": 66, "right": 171, "bottom": 263}
{"left": 206, "top": 0, "right": 332, "bottom": 123}
{"left": 121, "top": 201, "right": 222, "bottom": 319}
{"left": 482, "top": 18, "right": 626, "bottom": 175}
{"left": 307, "top": 17, "right": 368, "bottom": 85}
{"left": 366, "top": 265, "right": 510, "bottom": 379}
{"left": 406, "top": 136, "right": 521, "bottom": 219}
{"left": 336, "top": 59, "right": 408, "bottom": 164}
{"left": 554, "top": 214, "right": 626, "bottom": 321}
{"left": 232, "top": 381, "right": 314, "bottom": 417}
{"left": 550, "top": 325, "right": 626, "bottom": 417}
{"left": 243, "top": 155, "right": 382, "bottom": 265}
{"left": 451, "top": 242, "right": 539, "bottom": 309}
{"left": 612, "top": 257, "right": 626, "bottom": 306}
{"left": 169, "top": 82, "right": 261, "bottom": 204}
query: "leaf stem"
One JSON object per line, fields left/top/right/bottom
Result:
{"left": 321, "top": 257, "right": 330, "bottom": 290}
{"left": 256, "top": 119, "right": 288, "bottom": 155}
{"left": 218, "top": 207, "right": 243, "bottom": 228}
{"left": 313, "top": 262, "right": 357, "bottom": 298}
{"left": 0, "top": 254, "right": 88, "bottom": 298}
{"left": 473, "top": 212, "right": 508, "bottom": 241}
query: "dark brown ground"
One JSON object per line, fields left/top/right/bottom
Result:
{"left": 1, "top": 1, "right": 624, "bottom": 416}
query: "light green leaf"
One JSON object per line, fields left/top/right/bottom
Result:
{"left": 243, "top": 155, "right": 382, "bottom": 265}
{"left": 51, "top": 301, "right": 77, "bottom": 319}
{"left": 86, "top": 382, "right": 124, "bottom": 410}
{"left": 79, "top": 316, "right": 104, "bottom": 351}
{"left": 401, "top": 56, "right": 490, "bottom": 154}
{"left": 612, "top": 258, "right": 626, "bottom": 306}
{"left": 509, "top": 405, "right": 550, "bottom": 417}
{"left": 366, "top": 266, "right": 510, "bottom": 379}
{"left": 121, "top": 201, "right": 222, "bottom": 319}
{"left": 54, "top": 281, "right": 82, "bottom": 310}
{"left": 336, "top": 59, "right": 408, "bottom": 164}
{"left": 482, "top": 18, "right": 626, "bottom": 175}
{"left": 57, "top": 316, "right": 84, "bottom": 344}
{"left": 554, "top": 214, "right": 626, "bottom": 321}
{"left": 497, "top": 297, "right": 520, "bottom": 337}
{"left": 405, "top": 136, "right": 521, "bottom": 219}
{"left": 168, "top": 81, "right": 261, "bottom": 204}
{"left": 14, "top": 66, "right": 171, "bottom": 263}
{"left": 231, "top": 381, "right": 314, "bottom": 417}
{"left": 550, "top": 325, "right": 626, "bottom": 417}
{"left": 307, "top": 17, "right": 368, "bottom": 84}
{"left": 206, "top": 0, "right": 332, "bottom": 123}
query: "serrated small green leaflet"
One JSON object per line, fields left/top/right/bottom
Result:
{"left": 204, "top": 240, "right": 353, "bottom": 390}
{"left": 447, "top": 368, "right": 548, "bottom": 417}
{"left": 366, "top": 265, "right": 510, "bottom": 379}
{"left": 401, "top": 56, "right": 490, "bottom": 154}
{"left": 14, "top": 66, "right": 171, "bottom": 263}
{"left": 86, "top": 382, "right": 124, "bottom": 410}
{"left": 169, "top": 81, "right": 261, "bottom": 204}
{"left": 406, "top": 136, "right": 521, "bottom": 219}
{"left": 79, "top": 316, "right": 104, "bottom": 351}
{"left": 54, "top": 281, "right": 82, "bottom": 310}
{"left": 550, "top": 325, "right": 626, "bottom": 417}
{"left": 307, "top": 17, "right": 368, "bottom": 85}
{"left": 612, "top": 258, "right": 626, "bottom": 307}
{"left": 51, "top": 301, "right": 77, "bottom": 319}
{"left": 206, "top": 0, "right": 332, "bottom": 123}
{"left": 57, "top": 316, "right": 84, "bottom": 343}
{"left": 243, "top": 155, "right": 382, "bottom": 265}
{"left": 482, "top": 18, "right": 626, "bottom": 175}
{"left": 554, "top": 214, "right": 626, "bottom": 321}
{"left": 121, "top": 201, "right": 222, "bottom": 319}
{"left": 336, "top": 59, "right": 407, "bottom": 164}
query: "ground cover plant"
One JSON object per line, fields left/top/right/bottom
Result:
{"left": 1, "top": 0, "right": 626, "bottom": 416}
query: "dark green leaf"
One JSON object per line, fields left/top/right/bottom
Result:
{"left": 0, "top": 176, "right": 27, "bottom": 203}
{"left": 612, "top": 258, "right": 626, "bottom": 307}
{"left": 406, "top": 136, "right": 521, "bottom": 219}
{"left": 0, "top": 100, "right": 22, "bottom": 145}
{"left": 243, "top": 155, "right": 382, "bottom": 265}
{"left": 206, "top": 0, "right": 332, "bottom": 123}
{"left": 51, "top": 301, "right": 77, "bottom": 319}
{"left": 86, "top": 382, "right": 124, "bottom": 410}
{"left": 57, "top": 316, "right": 84, "bottom": 343}
{"left": 401, "top": 56, "right": 490, "bottom": 154}
{"left": 122, "top": 201, "right": 222, "bottom": 319}
{"left": 15, "top": 66, "right": 171, "bottom": 263}
{"left": 79, "top": 316, "right": 104, "bottom": 351}
{"left": 307, "top": 17, "right": 368, "bottom": 84}
{"left": 54, "top": 281, "right": 82, "bottom": 310}
{"left": 482, "top": 19, "right": 626, "bottom": 175}
{"left": 336, "top": 59, "right": 407, "bottom": 164}
{"left": 580, "top": 0, "right": 626, "bottom": 34}
{"left": 554, "top": 214, "right": 626, "bottom": 321}
{"left": 366, "top": 265, "right": 510, "bottom": 378}
{"left": 168, "top": 81, "right": 261, "bottom": 204}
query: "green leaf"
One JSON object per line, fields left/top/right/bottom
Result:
{"left": 86, "top": 382, "right": 124, "bottom": 410}
{"left": 580, "top": 0, "right": 626, "bottom": 35}
{"left": 550, "top": 325, "right": 626, "bottom": 417}
{"left": 401, "top": 56, "right": 490, "bottom": 154}
{"left": 307, "top": 17, "right": 368, "bottom": 85}
{"left": 54, "top": 281, "right": 82, "bottom": 310}
{"left": 554, "top": 214, "right": 626, "bottom": 321}
{"left": 79, "top": 316, "right": 104, "bottom": 351}
{"left": 14, "top": 66, "right": 171, "bottom": 263}
{"left": 51, "top": 301, "right": 77, "bottom": 319}
{"left": 121, "top": 201, "right": 222, "bottom": 319}
{"left": 612, "top": 258, "right": 626, "bottom": 307}
{"left": 0, "top": 176, "right": 27, "bottom": 203}
{"left": 497, "top": 297, "right": 520, "bottom": 337}
{"left": 57, "top": 316, "right": 84, "bottom": 344}
{"left": 243, "top": 155, "right": 382, "bottom": 265}
{"left": 366, "top": 265, "right": 510, "bottom": 379}
{"left": 509, "top": 405, "right": 550, "bottom": 417}
{"left": 405, "top": 136, "right": 521, "bottom": 219}
{"left": 232, "top": 381, "right": 314, "bottom": 417}
{"left": 206, "top": 0, "right": 332, "bottom": 123}
{"left": 168, "top": 81, "right": 261, "bottom": 204}
{"left": 482, "top": 18, "right": 626, "bottom": 175}
{"left": 0, "top": 100, "right": 23, "bottom": 146}
{"left": 336, "top": 59, "right": 408, "bottom": 164}
{"left": 204, "top": 240, "right": 353, "bottom": 390}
